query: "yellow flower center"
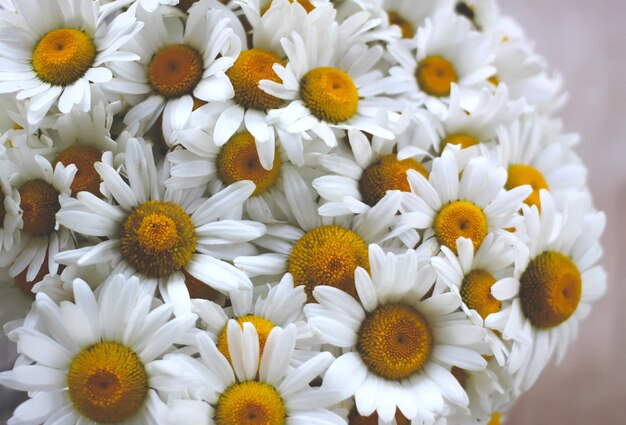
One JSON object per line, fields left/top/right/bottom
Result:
{"left": 488, "top": 75, "right": 499, "bottom": 86}
{"left": 387, "top": 11, "right": 415, "bottom": 39}
{"left": 226, "top": 48, "right": 286, "bottom": 111}
{"left": 348, "top": 406, "right": 410, "bottom": 425}
{"left": 358, "top": 303, "right": 432, "bottom": 380}
{"left": 120, "top": 200, "right": 197, "bottom": 277}
{"left": 261, "top": 0, "right": 315, "bottom": 15}
{"left": 359, "top": 154, "right": 428, "bottom": 207}
{"left": 32, "top": 28, "right": 96, "bottom": 86}
{"left": 19, "top": 179, "right": 60, "bottom": 236}
{"left": 183, "top": 269, "right": 221, "bottom": 300}
{"left": 416, "top": 56, "right": 457, "bottom": 97}
{"left": 67, "top": 342, "right": 148, "bottom": 424}
{"left": 54, "top": 145, "right": 103, "bottom": 196}
{"left": 148, "top": 44, "right": 204, "bottom": 99}
{"left": 217, "top": 132, "right": 281, "bottom": 195}
{"left": 216, "top": 381, "right": 286, "bottom": 425}
{"left": 288, "top": 225, "right": 369, "bottom": 301}
{"left": 505, "top": 164, "right": 549, "bottom": 210}
{"left": 217, "top": 315, "right": 275, "bottom": 364}
{"left": 434, "top": 201, "right": 488, "bottom": 254}
{"left": 460, "top": 269, "right": 501, "bottom": 319}
{"left": 300, "top": 67, "right": 359, "bottom": 124}
{"left": 519, "top": 251, "right": 582, "bottom": 329}
{"left": 488, "top": 412, "right": 501, "bottom": 425}
{"left": 440, "top": 133, "right": 480, "bottom": 152}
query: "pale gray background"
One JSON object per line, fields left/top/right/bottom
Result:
{"left": 1, "top": 0, "right": 625, "bottom": 423}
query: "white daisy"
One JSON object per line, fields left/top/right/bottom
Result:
{"left": 0, "top": 274, "right": 197, "bottom": 424}
{"left": 387, "top": 9, "right": 497, "bottom": 117}
{"left": 486, "top": 190, "right": 606, "bottom": 393}
{"left": 234, "top": 167, "right": 408, "bottom": 301}
{"left": 0, "top": 0, "right": 142, "bottom": 125}
{"left": 399, "top": 150, "right": 531, "bottom": 255}
{"left": 308, "top": 245, "right": 488, "bottom": 423}
{"left": 259, "top": 15, "right": 400, "bottom": 156}
{"left": 490, "top": 114, "right": 586, "bottom": 210}
{"left": 353, "top": 0, "right": 442, "bottom": 40}
{"left": 430, "top": 234, "right": 520, "bottom": 365}
{"left": 56, "top": 137, "right": 262, "bottom": 316}
{"left": 1, "top": 146, "right": 77, "bottom": 281}
{"left": 107, "top": 3, "right": 241, "bottom": 144}
{"left": 149, "top": 320, "right": 344, "bottom": 424}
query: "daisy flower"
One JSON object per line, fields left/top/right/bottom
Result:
{"left": 56, "top": 138, "right": 262, "bottom": 316}
{"left": 308, "top": 245, "right": 488, "bottom": 423}
{"left": 492, "top": 114, "right": 586, "bottom": 210}
{"left": 0, "top": 0, "right": 142, "bottom": 125}
{"left": 1, "top": 145, "right": 77, "bottom": 281}
{"left": 0, "top": 274, "right": 197, "bottom": 424}
{"left": 149, "top": 320, "right": 344, "bottom": 424}
{"left": 234, "top": 167, "right": 407, "bottom": 301}
{"left": 430, "top": 234, "right": 520, "bottom": 365}
{"left": 400, "top": 150, "right": 531, "bottom": 255}
{"left": 107, "top": 3, "right": 241, "bottom": 144}
{"left": 387, "top": 9, "right": 497, "bottom": 117}
{"left": 259, "top": 16, "right": 399, "bottom": 155}
{"left": 486, "top": 191, "right": 606, "bottom": 393}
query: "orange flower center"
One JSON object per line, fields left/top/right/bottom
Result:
{"left": 148, "top": 44, "right": 203, "bottom": 99}
{"left": 461, "top": 269, "right": 501, "bottom": 319}
{"left": 416, "top": 56, "right": 457, "bottom": 97}
{"left": 300, "top": 67, "right": 359, "bottom": 124}
{"left": 387, "top": 11, "right": 415, "bottom": 39}
{"left": 434, "top": 201, "right": 488, "bottom": 254}
{"left": 19, "top": 179, "right": 60, "bottom": 236}
{"left": 54, "top": 145, "right": 103, "bottom": 196}
{"left": 216, "top": 381, "right": 286, "bottom": 425}
{"left": 505, "top": 164, "right": 549, "bottom": 210}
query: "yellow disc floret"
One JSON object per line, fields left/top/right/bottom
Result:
{"left": 32, "top": 28, "right": 96, "bottom": 86}
{"left": 434, "top": 201, "right": 488, "bottom": 254}
{"left": 261, "top": 0, "right": 315, "bottom": 15}
{"left": 226, "top": 48, "right": 286, "bottom": 110}
{"left": 519, "top": 251, "right": 581, "bottom": 329}
{"left": 358, "top": 303, "right": 433, "bottom": 380}
{"left": 505, "top": 164, "right": 549, "bottom": 209}
{"left": 54, "top": 146, "right": 102, "bottom": 196}
{"left": 440, "top": 133, "right": 480, "bottom": 152}
{"left": 217, "top": 132, "right": 281, "bottom": 195}
{"left": 217, "top": 315, "right": 275, "bottom": 363}
{"left": 416, "top": 56, "right": 457, "bottom": 97}
{"left": 301, "top": 67, "right": 359, "bottom": 124}
{"left": 120, "top": 200, "right": 196, "bottom": 277}
{"left": 148, "top": 44, "right": 203, "bottom": 99}
{"left": 19, "top": 179, "right": 60, "bottom": 236}
{"left": 288, "top": 225, "right": 369, "bottom": 301}
{"left": 387, "top": 11, "right": 415, "bottom": 39}
{"left": 460, "top": 269, "right": 500, "bottom": 319}
{"left": 216, "top": 381, "right": 286, "bottom": 425}
{"left": 487, "top": 412, "right": 501, "bottom": 425}
{"left": 359, "top": 154, "right": 428, "bottom": 207}
{"left": 68, "top": 342, "right": 148, "bottom": 423}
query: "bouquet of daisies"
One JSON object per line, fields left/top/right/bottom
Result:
{"left": 0, "top": 0, "right": 606, "bottom": 424}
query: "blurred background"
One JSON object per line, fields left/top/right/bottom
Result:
{"left": 1, "top": 0, "right": 625, "bottom": 423}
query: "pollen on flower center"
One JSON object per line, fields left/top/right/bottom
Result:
{"left": 217, "top": 132, "right": 281, "bottom": 195}
{"left": 519, "top": 251, "right": 581, "bottom": 329}
{"left": 288, "top": 225, "right": 369, "bottom": 301}
{"left": 440, "top": 133, "right": 480, "bottom": 152}
{"left": 226, "top": 48, "right": 286, "bottom": 111}
{"left": 358, "top": 303, "right": 433, "bottom": 380}
{"left": 261, "top": 0, "right": 315, "bottom": 15}
{"left": 434, "top": 201, "right": 488, "bottom": 254}
{"left": 505, "top": 164, "right": 549, "bottom": 209}
{"left": 148, "top": 44, "right": 203, "bottom": 99}
{"left": 300, "top": 67, "right": 359, "bottom": 124}
{"left": 32, "top": 28, "right": 96, "bottom": 86}
{"left": 120, "top": 200, "right": 197, "bottom": 277}
{"left": 216, "top": 381, "right": 286, "bottom": 425}
{"left": 387, "top": 11, "right": 415, "bottom": 39}
{"left": 348, "top": 406, "right": 410, "bottom": 425}
{"left": 19, "top": 179, "right": 60, "bottom": 236}
{"left": 217, "top": 315, "right": 275, "bottom": 363}
{"left": 416, "top": 56, "right": 457, "bottom": 97}
{"left": 359, "top": 154, "right": 428, "bottom": 207}
{"left": 67, "top": 342, "right": 148, "bottom": 424}
{"left": 54, "top": 145, "right": 103, "bottom": 196}
{"left": 461, "top": 269, "right": 501, "bottom": 319}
